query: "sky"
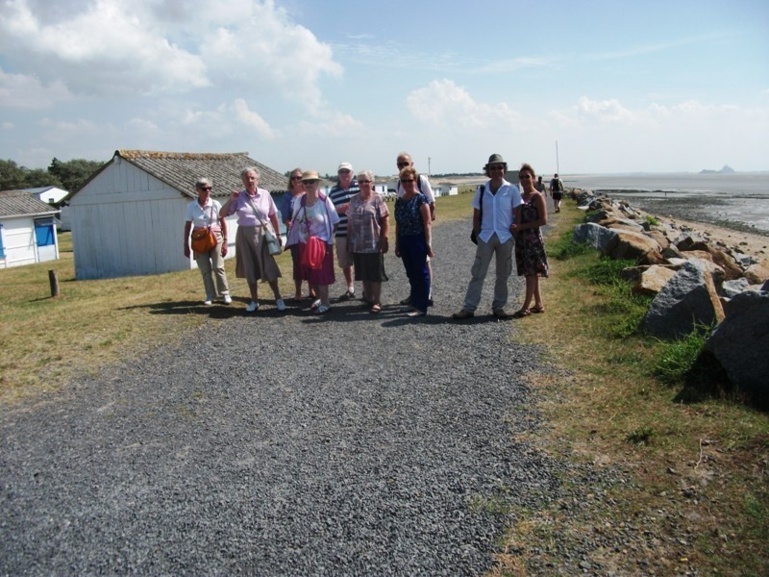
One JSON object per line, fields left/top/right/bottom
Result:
{"left": 1, "top": 0, "right": 768, "bottom": 178}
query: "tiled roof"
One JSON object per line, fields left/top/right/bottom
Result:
{"left": 82, "top": 150, "right": 289, "bottom": 198}
{"left": 0, "top": 190, "right": 59, "bottom": 218}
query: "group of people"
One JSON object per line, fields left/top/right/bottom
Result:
{"left": 183, "top": 152, "right": 549, "bottom": 319}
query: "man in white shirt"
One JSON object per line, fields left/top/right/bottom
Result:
{"left": 453, "top": 153, "right": 523, "bottom": 320}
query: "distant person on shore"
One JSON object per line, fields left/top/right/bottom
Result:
{"left": 535, "top": 175, "right": 546, "bottom": 194}
{"left": 282, "top": 167, "right": 315, "bottom": 302}
{"left": 549, "top": 173, "right": 564, "bottom": 212}
{"left": 453, "top": 153, "right": 523, "bottom": 320}
{"left": 184, "top": 178, "right": 231, "bottom": 306}
{"left": 512, "top": 163, "right": 549, "bottom": 317}
{"left": 220, "top": 167, "right": 284, "bottom": 313}
{"left": 291, "top": 170, "right": 340, "bottom": 315}
{"left": 394, "top": 166, "right": 433, "bottom": 317}
{"left": 347, "top": 170, "right": 390, "bottom": 314}
{"left": 395, "top": 152, "right": 436, "bottom": 307}
{"left": 329, "top": 162, "right": 359, "bottom": 302}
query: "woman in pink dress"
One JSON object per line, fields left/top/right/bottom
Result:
{"left": 220, "top": 167, "right": 284, "bottom": 313}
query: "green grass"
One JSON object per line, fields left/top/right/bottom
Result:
{"left": 492, "top": 198, "right": 769, "bottom": 577}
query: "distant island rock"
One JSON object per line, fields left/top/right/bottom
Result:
{"left": 700, "top": 165, "right": 735, "bottom": 174}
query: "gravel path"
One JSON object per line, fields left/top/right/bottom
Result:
{"left": 1, "top": 217, "right": 598, "bottom": 576}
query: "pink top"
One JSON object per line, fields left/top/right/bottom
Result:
{"left": 230, "top": 188, "right": 277, "bottom": 227}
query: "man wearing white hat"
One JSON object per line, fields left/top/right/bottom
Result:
{"left": 453, "top": 153, "right": 523, "bottom": 320}
{"left": 329, "top": 161, "right": 359, "bottom": 300}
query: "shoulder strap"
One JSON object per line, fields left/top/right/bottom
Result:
{"left": 478, "top": 183, "right": 485, "bottom": 225}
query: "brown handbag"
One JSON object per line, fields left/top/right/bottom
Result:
{"left": 191, "top": 227, "right": 217, "bottom": 253}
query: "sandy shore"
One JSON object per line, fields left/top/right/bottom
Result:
{"left": 432, "top": 175, "right": 769, "bottom": 261}
{"left": 664, "top": 216, "right": 769, "bottom": 259}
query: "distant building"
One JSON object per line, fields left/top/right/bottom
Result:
{"left": 24, "top": 185, "right": 70, "bottom": 205}
{"left": 69, "top": 149, "right": 287, "bottom": 280}
{"left": 434, "top": 183, "right": 459, "bottom": 197}
{"left": 0, "top": 190, "right": 59, "bottom": 269}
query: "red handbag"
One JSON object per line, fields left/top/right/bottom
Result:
{"left": 301, "top": 236, "right": 326, "bottom": 270}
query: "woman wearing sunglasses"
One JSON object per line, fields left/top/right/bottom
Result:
{"left": 346, "top": 170, "right": 389, "bottom": 313}
{"left": 394, "top": 166, "right": 433, "bottom": 317}
{"left": 183, "top": 177, "right": 231, "bottom": 306}
{"left": 511, "top": 163, "right": 549, "bottom": 316}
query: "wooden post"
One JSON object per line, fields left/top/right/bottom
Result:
{"left": 48, "top": 270, "right": 60, "bottom": 297}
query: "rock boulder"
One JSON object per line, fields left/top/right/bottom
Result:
{"left": 706, "top": 291, "right": 769, "bottom": 403}
{"left": 642, "top": 260, "right": 725, "bottom": 339}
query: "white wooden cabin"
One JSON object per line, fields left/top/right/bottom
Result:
{"left": 434, "top": 183, "right": 459, "bottom": 196}
{"left": 69, "top": 150, "right": 287, "bottom": 280}
{"left": 0, "top": 190, "right": 60, "bottom": 269}
{"left": 25, "top": 186, "right": 70, "bottom": 205}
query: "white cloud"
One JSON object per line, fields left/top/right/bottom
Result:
{"left": 0, "top": 0, "right": 341, "bottom": 107}
{"left": 0, "top": 69, "right": 72, "bottom": 109}
{"left": 406, "top": 79, "right": 521, "bottom": 130}
{"left": 232, "top": 99, "right": 275, "bottom": 139}
{"left": 574, "top": 97, "right": 636, "bottom": 125}
{"left": 295, "top": 111, "right": 363, "bottom": 138}
{"left": 0, "top": 0, "right": 208, "bottom": 96}
{"left": 200, "top": 2, "right": 342, "bottom": 112}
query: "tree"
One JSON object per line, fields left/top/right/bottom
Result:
{"left": 0, "top": 160, "right": 65, "bottom": 190}
{"left": 48, "top": 157, "right": 104, "bottom": 192}
{"left": 0, "top": 159, "right": 27, "bottom": 190}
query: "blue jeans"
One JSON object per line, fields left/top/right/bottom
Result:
{"left": 398, "top": 234, "right": 430, "bottom": 313}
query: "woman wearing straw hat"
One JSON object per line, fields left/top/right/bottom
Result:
{"left": 288, "top": 170, "right": 340, "bottom": 314}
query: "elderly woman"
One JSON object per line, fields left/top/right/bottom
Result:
{"left": 289, "top": 170, "right": 340, "bottom": 314}
{"left": 346, "top": 170, "right": 389, "bottom": 313}
{"left": 511, "top": 163, "right": 549, "bottom": 317}
{"left": 220, "top": 167, "right": 284, "bottom": 313}
{"left": 183, "top": 177, "right": 231, "bottom": 305}
{"left": 394, "top": 166, "right": 433, "bottom": 317}
{"left": 282, "top": 167, "right": 315, "bottom": 302}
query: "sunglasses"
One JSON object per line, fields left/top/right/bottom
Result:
{"left": 290, "top": 176, "right": 302, "bottom": 180}
{"left": 358, "top": 180, "right": 372, "bottom": 184}
{"left": 401, "top": 178, "right": 415, "bottom": 183}
{"left": 397, "top": 162, "right": 410, "bottom": 168}
{"left": 489, "top": 165, "right": 506, "bottom": 171}
{"left": 199, "top": 186, "right": 212, "bottom": 191}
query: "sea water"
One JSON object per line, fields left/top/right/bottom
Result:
{"left": 564, "top": 172, "right": 769, "bottom": 234}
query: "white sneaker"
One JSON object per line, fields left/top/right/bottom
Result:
{"left": 246, "top": 301, "right": 259, "bottom": 313}
{"left": 276, "top": 298, "right": 286, "bottom": 311}
{"left": 223, "top": 294, "right": 232, "bottom": 305}
{"left": 203, "top": 297, "right": 213, "bottom": 306}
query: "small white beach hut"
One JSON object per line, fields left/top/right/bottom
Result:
{"left": 68, "top": 150, "right": 287, "bottom": 280}
{"left": 0, "top": 190, "right": 60, "bottom": 269}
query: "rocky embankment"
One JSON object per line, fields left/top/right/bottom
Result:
{"left": 570, "top": 189, "right": 769, "bottom": 404}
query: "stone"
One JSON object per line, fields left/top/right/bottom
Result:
{"left": 744, "top": 259, "right": 769, "bottom": 284}
{"left": 721, "top": 278, "right": 750, "bottom": 298}
{"left": 642, "top": 260, "right": 725, "bottom": 339}
{"left": 662, "top": 246, "right": 685, "bottom": 260}
{"left": 572, "top": 223, "right": 618, "bottom": 253}
{"left": 599, "top": 217, "right": 644, "bottom": 232}
{"left": 647, "top": 229, "right": 671, "bottom": 251}
{"left": 681, "top": 241, "right": 743, "bottom": 280}
{"left": 706, "top": 291, "right": 769, "bottom": 402}
{"left": 608, "top": 229, "right": 664, "bottom": 264}
{"left": 633, "top": 265, "right": 677, "bottom": 296}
